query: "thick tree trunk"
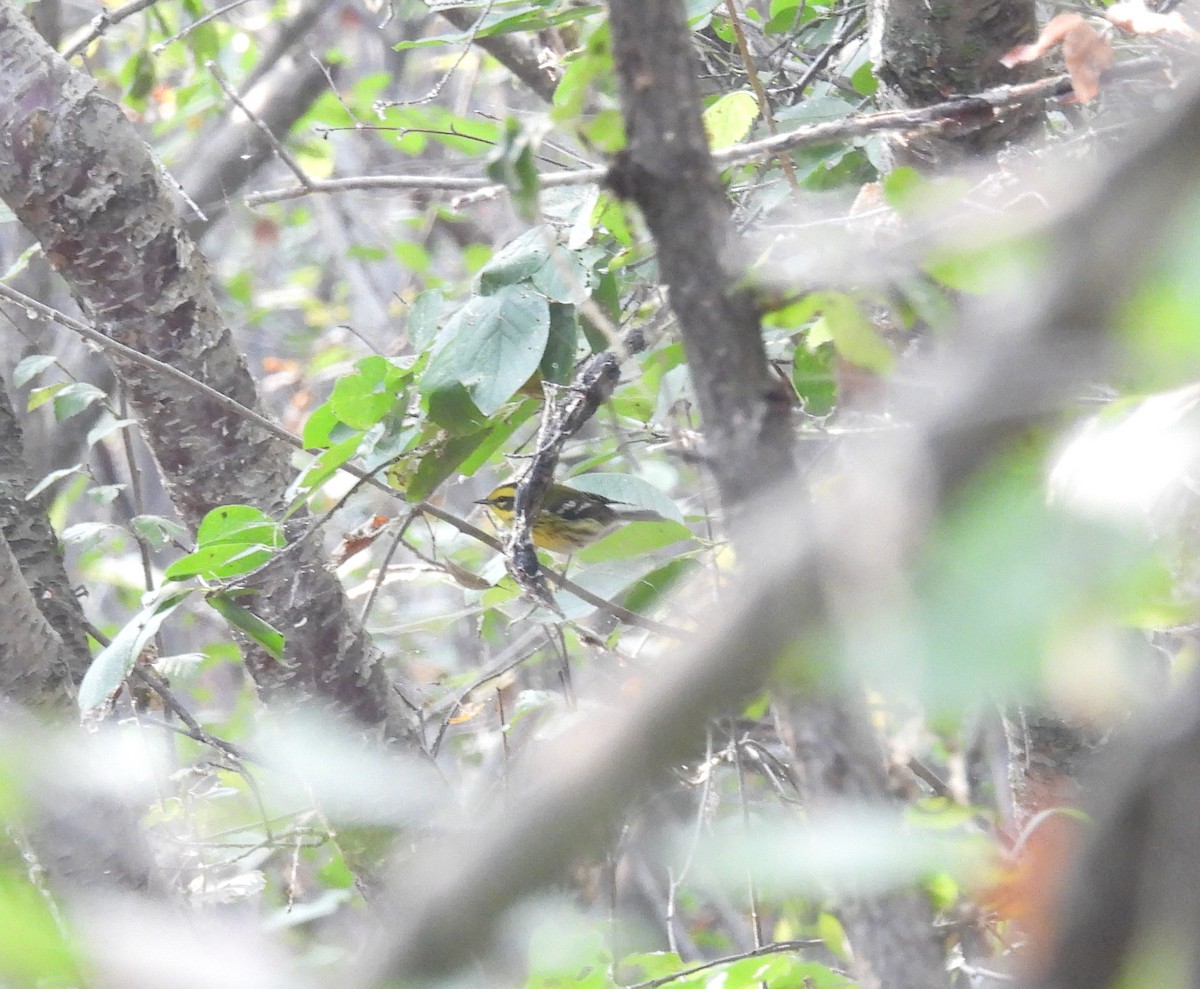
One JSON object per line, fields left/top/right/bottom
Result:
{"left": 0, "top": 380, "right": 90, "bottom": 705}
{"left": 605, "top": 3, "right": 949, "bottom": 987}
{"left": 0, "top": 1, "right": 416, "bottom": 741}
{"left": 606, "top": 0, "right": 794, "bottom": 534}
{"left": 869, "top": 0, "right": 1040, "bottom": 168}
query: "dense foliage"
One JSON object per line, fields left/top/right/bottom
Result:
{"left": 2, "top": 1, "right": 1200, "bottom": 988}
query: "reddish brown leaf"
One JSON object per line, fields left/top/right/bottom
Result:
{"left": 1000, "top": 13, "right": 1087, "bottom": 67}
{"left": 1107, "top": 2, "right": 1200, "bottom": 41}
{"left": 1000, "top": 13, "right": 1113, "bottom": 103}
{"left": 1063, "top": 21, "right": 1114, "bottom": 103}
{"left": 333, "top": 514, "right": 392, "bottom": 564}
{"left": 978, "top": 810, "right": 1084, "bottom": 978}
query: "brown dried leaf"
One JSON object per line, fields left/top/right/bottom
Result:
{"left": 1063, "top": 21, "right": 1114, "bottom": 103}
{"left": 332, "top": 514, "right": 391, "bottom": 565}
{"left": 1000, "top": 13, "right": 1113, "bottom": 103}
{"left": 1107, "top": 1, "right": 1200, "bottom": 41}
{"left": 1000, "top": 13, "right": 1087, "bottom": 67}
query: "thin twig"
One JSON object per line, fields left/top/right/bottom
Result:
{"left": 207, "top": 60, "right": 314, "bottom": 188}
{"left": 245, "top": 59, "right": 1164, "bottom": 207}
{"left": 376, "top": 0, "right": 495, "bottom": 109}
{"left": 151, "top": 0, "right": 258, "bottom": 54}
{"left": 129, "top": 665, "right": 252, "bottom": 762}
{"left": 60, "top": 0, "right": 162, "bottom": 60}
{"left": 620, "top": 940, "right": 829, "bottom": 989}
{"left": 0, "top": 282, "right": 685, "bottom": 638}
{"left": 724, "top": 0, "right": 799, "bottom": 189}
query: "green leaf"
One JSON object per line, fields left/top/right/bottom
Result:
{"left": 406, "top": 430, "right": 493, "bottom": 503}
{"left": 126, "top": 50, "right": 156, "bottom": 105}
{"left": 85, "top": 414, "right": 137, "bottom": 448}
{"left": 817, "top": 911, "right": 850, "bottom": 961}
{"left": 52, "top": 382, "right": 107, "bottom": 421}
{"left": 26, "top": 465, "right": 83, "bottom": 501}
{"left": 851, "top": 58, "right": 878, "bottom": 96}
{"left": 78, "top": 589, "right": 190, "bottom": 713}
{"left": 793, "top": 340, "right": 837, "bottom": 415}
{"left": 165, "top": 505, "right": 284, "bottom": 581}
{"left": 541, "top": 303, "right": 579, "bottom": 384}
{"left": 621, "top": 952, "right": 686, "bottom": 982}
{"left": 530, "top": 244, "right": 596, "bottom": 304}
{"left": 616, "top": 556, "right": 701, "bottom": 613}
{"left": 292, "top": 432, "right": 365, "bottom": 496}
{"left": 552, "top": 23, "right": 612, "bottom": 124}
{"left": 881, "top": 165, "right": 924, "bottom": 211}
{"left": 86, "top": 484, "right": 123, "bottom": 506}
{"left": 131, "top": 514, "right": 190, "bottom": 550}
{"left": 479, "top": 227, "right": 595, "bottom": 303}
{"left": 26, "top": 382, "right": 65, "bottom": 412}
{"left": 206, "top": 593, "right": 285, "bottom": 659}
{"left": 420, "top": 284, "right": 551, "bottom": 423}
{"left": 164, "top": 542, "right": 278, "bottom": 582}
{"left": 424, "top": 385, "right": 489, "bottom": 435}
{"left": 478, "top": 227, "right": 550, "bottom": 290}
{"left": 0, "top": 871, "right": 83, "bottom": 986}
{"left": 811, "top": 294, "right": 893, "bottom": 372}
{"left": 196, "top": 504, "right": 282, "bottom": 548}
{"left": 457, "top": 399, "right": 539, "bottom": 476}
{"left": 764, "top": 0, "right": 802, "bottom": 33}
{"left": 486, "top": 117, "right": 541, "bottom": 221}
{"left": 408, "top": 288, "right": 443, "bottom": 350}
{"left": 393, "top": 4, "right": 600, "bottom": 50}
{"left": 60, "top": 521, "right": 115, "bottom": 551}
{"left": 580, "top": 519, "right": 694, "bottom": 563}
{"left": 12, "top": 354, "right": 55, "bottom": 387}
{"left": 2, "top": 242, "right": 39, "bottom": 281}
{"left": 302, "top": 403, "right": 341, "bottom": 448}
{"left": 581, "top": 108, "right": 627, "bottom": 154}
{"left": 328, "top": 356, "right": 406, "bottom": 430}
{"left": 703, "top": 90, "right": 760, "bottom": 150}
{"left": 775, "top": 94, "right": 856, "bottom": 126}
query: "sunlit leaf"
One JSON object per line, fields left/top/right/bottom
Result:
{"left": 703, "top": 90, "right": 760, "bottom": 150}
{"left": 206, "top": 593, "right": 285, "bottom": 659}
{"left": 79, "top": 589, "right": 190, "bottom": 713}
{"left": 420, "top": 284, "right": 551, "bottom": 423}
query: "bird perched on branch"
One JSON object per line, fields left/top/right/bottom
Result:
{"left": 475, "top": 482, "right": 662, "bottom": 553}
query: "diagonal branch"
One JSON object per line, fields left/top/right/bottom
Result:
{"left": 0, "top": 0, "right": 416, "bottom": 741}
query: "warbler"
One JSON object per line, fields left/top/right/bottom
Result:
{"left": 475, "top": 482, "right": 661, "bottom": 554}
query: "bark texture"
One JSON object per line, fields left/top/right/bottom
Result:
{"left": 869, "top": 0, "right": 1040, "bottom": 167}
{"left": 0, "top": 529, "right": 76, "bottom": 708}
{"left": 0, "top": 381, "right": 159, "bottom": 895}
{"left": 791, "top": 696, "right": 951, "bottom": 989}
{"left": 0, "top": 380, "right": 90, "bottom": 706}
{"left": 607, "top": 0, "right": 794, "bottom": 533}
{"left": 605, "top": 4, "right": 948, "bottom": 987}
{"left": 0, "top": 1, "right": 415, "bottom": 740}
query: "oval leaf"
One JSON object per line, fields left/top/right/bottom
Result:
{"left": 78, "top": 590, "right": 190, "bottom": 714}
{"left": 420, "top": 284, "right": 550, "bottom": 420}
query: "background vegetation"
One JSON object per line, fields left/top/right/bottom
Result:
{"left": 1, "top": 1, "right": 1199, "bottom": 988}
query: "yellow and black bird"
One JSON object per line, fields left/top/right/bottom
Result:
{"left": 475, "top": 482, "right": 662, "bottom": 554}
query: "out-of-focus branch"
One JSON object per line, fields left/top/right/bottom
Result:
{"left": 605, "top": 3, "right": 938, "bottom": 985}
{"left": 607, "top": 0, "right": 794, "bottom": 532}
{"left": 182, "top": 53, "right": 335, "bottom": 236}
{"left": 243, "top": 57, "right": 1163, "bottom": 204}
{"left": 0, "top": 0, "right": 418, "bottom": 741}
{"left": 433, "top": 3, "right": 560, "bottom": 103}
{"left": 361, "top": 58, "right": 1200, "bottom": 989}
